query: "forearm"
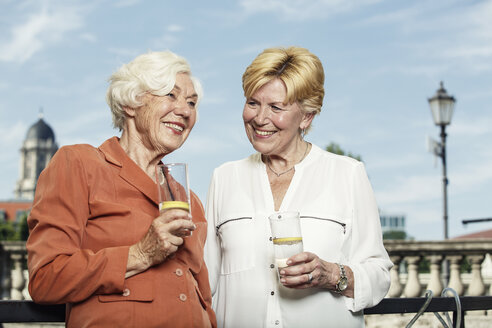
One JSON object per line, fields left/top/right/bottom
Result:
{"left": 29, "top": 247, "right": 128, "bottom": 304}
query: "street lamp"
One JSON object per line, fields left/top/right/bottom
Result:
{"left": 428, "top": 81, "right": 456, "bottom": 241}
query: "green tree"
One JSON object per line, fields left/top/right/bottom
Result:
{"left": 0, "top": 212, "right": 30, "bottom": 241}
{"left": 17, "top": 212, "right": 30, "bottom": 241}
{"left": 0, "top": 221, "right": 17, "bottom": 241}
{"left": 383, "top": 230, "right": 407, "bottom": 240}
{"left": 326, "top": 142, "right": 362, "bottom": 161}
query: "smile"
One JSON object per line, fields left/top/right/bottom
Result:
{"left": 255, "top": 129, "right": 275, "bottom": 136}
{"left": 164, "top": 122, "right": 184, "bottom": 133}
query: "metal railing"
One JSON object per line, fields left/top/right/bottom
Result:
{"left": 0, "top": 296, "right": 491, "bottom": 327}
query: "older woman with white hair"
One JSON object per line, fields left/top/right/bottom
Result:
{"left": 27, "top": 51, "right": 217, "bottom": 328}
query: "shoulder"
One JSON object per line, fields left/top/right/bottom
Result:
{"left": 49, "top": 143, "right": 100, "bottom": 166}
{"left": 54, "top": 143, "right": 99, "bottom": 158}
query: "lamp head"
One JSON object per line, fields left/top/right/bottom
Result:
{"left": 428, "top": 81, "right": 456, "bottom": 126}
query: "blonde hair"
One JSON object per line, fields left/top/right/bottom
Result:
{"left": 106, "top": 51, "right": 203, "bottom": 131}
{"left": 242, "top": 46, "right": 324, "bottom": 133}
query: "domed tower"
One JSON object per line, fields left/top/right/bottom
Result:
{"left": 14, "top": 113, "right": 58, "bottom": 200}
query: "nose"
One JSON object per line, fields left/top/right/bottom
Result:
{"left": 174, "top": 96, "right": 191, "bottom": 117}
{"left": 255, "top": 105, "right": 270, "bottom": 125}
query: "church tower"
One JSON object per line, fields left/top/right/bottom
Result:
{"left": 14, "top": 113, "right": 58, "bottom": 200}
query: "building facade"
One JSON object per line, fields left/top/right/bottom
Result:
{"left": 0, "top": 115, "right": 57, "bottom": 223}
{"left": 14, "top": 116, "right": 58, "bottom": 201}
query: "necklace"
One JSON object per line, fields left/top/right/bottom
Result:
{"left": 266, "top": 142, "right": 310, "bottom": 177}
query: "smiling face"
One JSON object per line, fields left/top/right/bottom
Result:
{"left": 134, "top": 73, "right": 197, "bottom": 155}
{"left": 242, "top": 78, "right": 313, "bottom": 157}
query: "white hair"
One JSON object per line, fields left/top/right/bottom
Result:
{"left": 106, "top": 51, "right": 203, "bottom": 130}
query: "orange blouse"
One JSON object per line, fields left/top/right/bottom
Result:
{"left": 27, "top": 137, "right": 216, "bottom": 328}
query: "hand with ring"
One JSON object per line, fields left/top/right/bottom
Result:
{"left": 278, "top": 251, "right": 354, "bottom": 298}
{"left": 278, "top": 251, "right": 323, "bottom": 288}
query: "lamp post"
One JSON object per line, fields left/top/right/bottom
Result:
{"left": 428, "top": 81, "right": 456, "bottom": 240}
{"left": 428, "top": 81, "right": 456, "bottom": 286}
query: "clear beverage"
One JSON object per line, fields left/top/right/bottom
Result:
{"left": 269, "top": 211, "right": 303, "bottom": 270}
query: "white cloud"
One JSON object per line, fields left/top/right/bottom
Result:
{"left": 376, "top": 174, "right": 441, "bottom": 205}
{"left": 238, "top": 0, "right": 380, "bottom": 21}
{"left": 80, "top": 32, "right": 97, "bottom": 42}
{"left": 0, "top": 121, "right": 27, "bottom": 148}
{"left": 0, "top": 3, "right": 86, "bottom": 63}
{"left": 107, "top": 47, "right": 139, "bottom": 59}
{"left": 167, "top": 24, "right": 183, "bottom": 32}
{"left": 452, "top": 157, "right": 492, "bottom": 192}
{"left": 369, "top": 153, "right": 425, "bottom": 171}
{"left": 113, "top": 0, "right": 142, "bottom": 8}
{"left": 450, "top": 116, "right": 492, "bottom": 138}
{"left": 151, "top": 35, "right": 179, "bottom": 49}
{"left": 201, "top": 96, "right": 226, "bottom": 105}
{"left": 150, "top": 25, "right": 185, "bottom": 49}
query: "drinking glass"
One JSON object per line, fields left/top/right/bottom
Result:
{"left": 156, "top": 163, "right": 190, "bottom": 213}
{"left": 268, "top": 211, "right": 303, "bottom": 270}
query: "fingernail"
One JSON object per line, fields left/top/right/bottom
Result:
{"left": 280, "top": 270, "right": 285, "bottom": 275}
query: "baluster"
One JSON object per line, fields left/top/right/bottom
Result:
{"left": 425, "top": 255, "right": 443, "bottom": 295}
{"left": 446, "top": 255, "right": 464, "bottom": 295}
{"left": 22, "top": 253, "right": 30, "bottom": 300}
{"left": 10, "top": 253, "right": 25, "bottom": 300}
{"left": 0, "top": 249, "right": 4, "bottom": 299}
{"left": 1, "top": 250, "right": 12, "bottom": 299}
{"left": 467, "top": 254, "right": 485, "bottom": 296}
{"left": 403, "top": 256, "right": 421, "bottom": 297}
{"left": 387, "top": 255, "right": 403, "bottom": 297}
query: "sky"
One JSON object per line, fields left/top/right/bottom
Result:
{"left": 1, "top": 0, "right": 491, "bottom": 240}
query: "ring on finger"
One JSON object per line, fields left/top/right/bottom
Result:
{"left": 307, "top": 272, "right": 313, "bottom": 283}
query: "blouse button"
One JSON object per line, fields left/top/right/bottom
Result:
{"left": 275, "top": 320, "right": 280, "bottom": 325}
{"left": 122, "top": 288, "right": 130, "bottom": 297}
{"left": 270, "top": 291, "right": 274, "bottom": 296}
{"left": 179, "top": 293, "right": 187, "bottom": 302}
{"left": 175, "top": 268, "right": 183, "bottom": 276}
{"left": 269, "top": 237, "right": 273, "bottom": 241}
{"left": 270, "top": 264, "right": 275, "bottom": 269}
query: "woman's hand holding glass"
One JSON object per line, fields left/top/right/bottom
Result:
{"left": 278, "top": 252, "right": 354, "bottom": 297}
{"left": 126, "top": 208, "right": 195, "bottom": 278}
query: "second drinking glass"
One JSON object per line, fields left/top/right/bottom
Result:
{"left": 268, "top": 211, "right": 303, "bottom": 270}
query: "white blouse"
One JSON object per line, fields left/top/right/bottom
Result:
{"left": 204, "top": 144, "right": 393, "bottom": 328}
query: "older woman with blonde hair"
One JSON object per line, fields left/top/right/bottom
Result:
{"left": 205, "top": 46, "right": 392, "bottom": 327}
{"left": 27, "top": 51, "right": 216, "bottom": 328}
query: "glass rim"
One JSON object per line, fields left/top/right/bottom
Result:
{"left": 157, "top": 162, "right": 187, "bottom": 167}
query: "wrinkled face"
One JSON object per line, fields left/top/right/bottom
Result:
{"left": 242, "top": 78, "right": 312, "bottom": 156}
{"left": 135, "top": 73, "right": 197, "bottom": 154}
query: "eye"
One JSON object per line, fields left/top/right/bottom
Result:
{"left": 247, "top": 100, "right": 257, "bottom": 107}
{"left": 187, "top": 101, "right": 196, "bottom": 108}
{"left": 166, "top": 92, "right": 176, "bottom": 99}
{"left": 271, "top": 105, "right": 283, "bottom": 112}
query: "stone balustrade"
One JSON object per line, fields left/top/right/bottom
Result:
{"left": 0, "top": 240, "right": 491, "bottom": 300}
{"left": 384, "top": 239, "right": 492, "bottom": 298}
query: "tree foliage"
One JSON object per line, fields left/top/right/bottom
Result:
{"left": 383, "top": 230, "right": 407, "bottom": 240}
{"left": 326, "top": 142, "right": 362, "bottom": 161}
{"left": 0, "top": 221, "right": 17, "bottom": 241}
{"left": 0, "top": 212, "right": 30, "bottom": 241}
